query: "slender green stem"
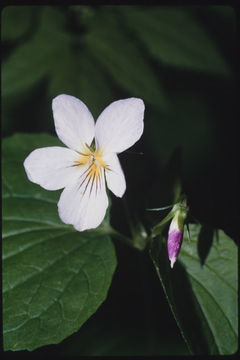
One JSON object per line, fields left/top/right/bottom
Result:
{"left": 107, "top": 227, "right": 134, "bottom": 248}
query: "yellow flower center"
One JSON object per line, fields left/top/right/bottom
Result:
{"left": 75, "top": 147, "right": 108, "bottom": 180}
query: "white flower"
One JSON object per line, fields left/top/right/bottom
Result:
{"left": 24, "top": 94, "right": 145, "bottom": 231}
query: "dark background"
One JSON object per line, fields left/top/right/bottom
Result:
{"left": 2, "top": 4, "right": 238, "bottom": 356}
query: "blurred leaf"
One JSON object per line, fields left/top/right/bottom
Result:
{"left": 3, "top": 6, "right": 115, "bottom": 122}
{"left": 2, "top": 7, "right": 69, "bottom": 97}
{"left": 84, "top": 10, "right": 168, "bottom": 111}
{"left": 2, "top": 6, "right": 38, "bottom": 41}
{"left": 2, "top": 133, "right": 117, "bottom": 351}
{"left": 150, "top": 224, "right": 238, "bottom": 355}
{"left": 193, "top": 5, "right": 236, "bottom": 37}
{"left": 69, "top": 5, "right": 95, "bottom": 25}
{"left": 49, "top": 51, "right": 114, "bottom": 119}
{"left": 208, "top": 5, "right": 236, "bottom": 20}
{"left": 147, "top": 84, "right": 219, "bottom": 171}
{"left": 120, "top": 6, "right": 232, "bottom": 77}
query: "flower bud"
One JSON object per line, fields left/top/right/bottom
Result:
{"left": 167, "top": 203, "right": 188, "bottom": 268}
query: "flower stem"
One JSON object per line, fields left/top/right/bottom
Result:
{"left": 107, "top": 227, "right": 134, "bottom": 248}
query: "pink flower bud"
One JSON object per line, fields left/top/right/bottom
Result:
{"left": 167, "top": 213, "right": 184, "bottom": 268}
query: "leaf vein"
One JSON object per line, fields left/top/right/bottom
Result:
{"left": 3, "top": 237, "right": 99, "bottom": 294}
{"left": 3, "top": 193, "right": 57, "bottom": 204}
{"left": 3, "top": 216, "right": 67, "bottom": 227}
{"left": 3, "top": 229, "right": 74, "bottom": 261}
{"left": 187, "top": 273, "right": 237, "bottom": 337}
{"left": 180, "top": 250, "right": 236, "bottom": 293}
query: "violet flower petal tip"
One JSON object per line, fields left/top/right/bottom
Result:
{"left": 170, "top": 257, "right": 177, "bottom": 268}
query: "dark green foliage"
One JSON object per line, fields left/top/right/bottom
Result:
{"left": 2, "top": 5, "right": 238, "bottom": 355}
{"left": 3, "top": 134, "right": 117, "bottom": 350}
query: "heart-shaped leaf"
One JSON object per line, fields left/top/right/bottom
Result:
{"left": 150, "top": 224, "right": 238, "bottom": 355}
{"left": 2, "top": 133, "right": 117, "bottom": 351}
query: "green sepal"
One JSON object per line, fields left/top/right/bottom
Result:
{"left": 151, "top": 198, "right": 189, "bottom": 238}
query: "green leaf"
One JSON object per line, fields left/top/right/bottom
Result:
{"left": 120, "top": 6, "right": 232, "bottom": 77}
{"left": 2, "top": 133, "right": 117, "bottom": 351}
{"left": 2, "top": 6, "right": 38, "bottom": 42}
{"left": 48, "top": 51, "right": 114, "bottom": 120}
{"left": 150, "top": 224, "right": 238, "bottom": 355}
{"left": 84, "top": 9, "right": 168, "bottom": 111}
{"left": 2, "top": 6, "right": 115, "bottom": 122}
{"left": 2, "top": 7, "right": 70, "bottom": 97}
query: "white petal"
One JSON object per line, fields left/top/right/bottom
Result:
{"left": 95, "top": 98, "right": 145, "bottom": 154}
{"left": 24, "top": 147, "right": 83, "bottom": 190}
{"left": 58, "top": 168, "right": 109, "bottom": 231}
{"left": 103, "top": 153, "right": 126, "bottom": 197}
{"left": 52, "top": 94, "right": 95, "bottom": 151}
